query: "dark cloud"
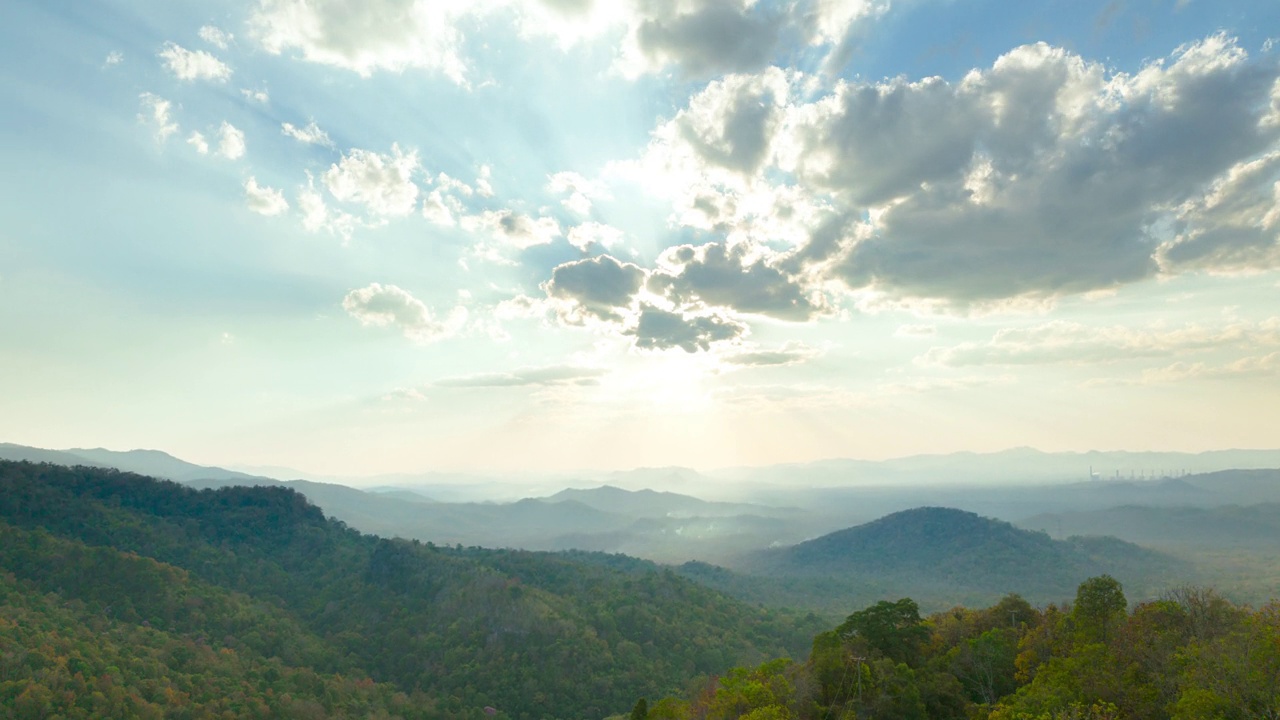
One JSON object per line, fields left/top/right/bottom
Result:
{"left": 628, "top": 304, "right": 746, "bottom": 352}
{"left": 790, "top": 75, "right": 985, "bottom": 206}
{"left": 1157, "top": 151, "right": 1280, "bottom": 272}
{"left": 650, "top": 242, "right": 821, "bottom": 320}
{"left": 785, "top": 36, "right": 1280, "bottom": 303}
{"left": 634, "top": 0, "right": 782, "bottom": 77}
{"left": 543, "top": 255, "right": 646, "bottom": 321}
{"left": 677, "top": 72, "right": 786, "bottom": 175}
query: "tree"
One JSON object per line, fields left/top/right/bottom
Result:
{"left": 839, "top": 599, "right": 930, "bottom": 667}
{"left": 1072, "top": 576, "right": 1126, "bottom": 645}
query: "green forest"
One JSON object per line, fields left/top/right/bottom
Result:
{"left": 1, "top": 460, "right": 1277, "bottom": 719}
{"left": 624, "top": 580, "right": 1280, "bottom": 719}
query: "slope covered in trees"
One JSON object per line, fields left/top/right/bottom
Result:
{"left": 634, "top": 578, "right": 1280, "bottom": 720}
{"left": 0, "top": 460, "right": 823, "bottom": 719}
{"left": 734, "top": 508, "right": 1193, "bottom": 611}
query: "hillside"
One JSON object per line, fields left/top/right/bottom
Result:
{"left": 0, "top": 460, "right": 822, "bottom": 719}
{"left": 735, "top": 507, "right": 1194, "bottom": 610}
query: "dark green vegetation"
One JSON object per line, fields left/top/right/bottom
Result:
{"left": 702, "top": 508, "right": 1194, "bottom": 615}
{"left": 0, "top": 460, "right": 823, "bottom": 719}
{"left": 633, "top": 578, "right": 1280, "bottom": 720}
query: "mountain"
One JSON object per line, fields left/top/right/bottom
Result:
{"left": 0, "top": 459, "right": 821, "bottom": 719}
{"left": 737, "top": 507, "right": 1194, "bottom": 610}
{"left": 545, "top": 484, "right": 792, "bottom": 519}
{"left": 0, "top": 442, "right": 111, "bottom": 467}
{"left": 1020, "top": 502, "right": 1280, "bottom": 551}
{"left": 62, "top": 447, "right": 269, "bottom": 484}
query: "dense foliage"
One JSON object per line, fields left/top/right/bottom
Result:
{"left": 0, "top": 461, "right": 822, "bottom": 719}
{"left": 635, "top": 579, "right": 1280, "bottom": 719}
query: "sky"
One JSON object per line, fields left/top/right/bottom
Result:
{"left": 1, "top": 0, "right": 1278, "bottom": 476}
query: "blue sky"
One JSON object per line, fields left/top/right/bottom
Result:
{"left": 1, "top": 0, "right": 1278, "bottom": 475}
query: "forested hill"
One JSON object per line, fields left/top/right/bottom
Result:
{"left": 744, "top": 507, "right": 1193, "bottom": 607}
{"left": 0, "top": 460, "right": 823, "bottom": 720}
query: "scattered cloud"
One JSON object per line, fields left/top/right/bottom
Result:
{"left": 566, "top": 222, "right": 625, "bottom": 251}
{"left": 199, "top": 25, "right": 234, "bottom": 49}
{"left": 724, "top": 341, "right": 823, "bottom": 366}
{"left": 138, "top": 93, "right": 178, "bottom": 142}
{"left": 323, "top": 145, "right": 420, "bottom": 217}
{"left": 215, "top": 122, "right": 246, "bottom": 160}
{"left": 649, "top": 241, "right": 824, "bottom": 321}
{"left": 619, "top": 0, "right": 785, "bottom": 78}
{"left": 298, "top": 183, "right": 358, "bottom": 241}
{"left": 435, "top": 365, "right": 607, "bottom": 388}
{"left": 463, "top": 209, "right": 561, "bottom": 249}
{"left": 103, "top": 51, "right": 123, "bottom": 67}
{"left": 187, "top": 131, "right": 209, "bottom": 154}
{"left": 543, "top": 255, "right": 646, "bottom": 322}
{"left": 895, "top": 324, "right": 937, "bottom": 338}
{"left": 244, "top": 177, "right": 289, "bottom": 216}
{"left": 158, "top": 41, "right": 232, "bottom": 82}
{"left": 628, "top": 303, "right": 747, "bottom": 352}
{"left": 241, "top": 88, "right": 270, "bottom": 103}
{"left": 1136, "top": 351, "right": 1280, "bottom": 383}
{"left": 343, "top": 283, "right": 463, "bottom": 343}
{"left": 281, "top": 120, "right": 334, "bottom": 147}
{"left": 920, "top": 317, "right": 1280, "bottom": 367}
{"left": 547, "top": 171, "right": 610, "bottom": 215}
{"left": 250, "top": 0, "right": 473, "bottom": 83}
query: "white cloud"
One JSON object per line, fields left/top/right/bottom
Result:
{"left": 323, "top": 145, "right": 420, "bottom": 217}
{"left": 920, "top": 317, "right": 1280, "bottom": 367}
{"left": 1136, "top": 351, "right": 1280, "bottom": 383}
{"left": 422, "top": 189, "right": 464, "bottom": 227}
{"left": 241, "top": 88, "right": 270, "bottom": 103}
{"left": 463, "top": 209, "right": 561, "bottom": 249}
{"left": 281, "top": 120, "right": 334, "bottom": 147}
{"left": 216, "top": 122, "right": 246, "bottom": 160}
{"left": 299, "top": 182, "right": 357, "bottom": 241}
{"left": 103, "top": 51, "right": 123, "bottom": 67}
{"left": 895, "top": 324, "right": 937, "bottom": 338}
{"left": 566, "top": 222, "right": 625, "bottom": 251}
{"left": 627, "top": 34, "right": 1280, "bottom": 308}
{"left": 199, "top": 25, "right": 234, "bottom": 49}
{"left": 138, "top": 93, "right": 178, "bottom": 142}
{"left": 475, "top": 165, "right": 495, "bottom": 197}
{"left": 187, "top": 131, "right": 209, "bottom": 154}
{"left": 343, "top": 283, "right": 463, "bottom": 343}
{"left": 547, "top": 171, "right": 611, "bottom": 215}
{"left": 250, "top": 0, "right": 474, "bottom": 83}
{"left": 158, "top": 41, "right": 232, "bottom": 82}
{"left": 244, "top": 177, "right": 289, "bottom": 216}
{"left": 724, "top": 341, "right": 823, "bottom": 366}
{"left": 435, "top": 365, "right": 607, "bottom": 387}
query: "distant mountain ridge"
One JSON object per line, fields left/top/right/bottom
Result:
{"left": 714, "top": 447, "right": 1280, "bottom": 489}
{"left": 545, "top": 484, "right": 795, "bottom": 518}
